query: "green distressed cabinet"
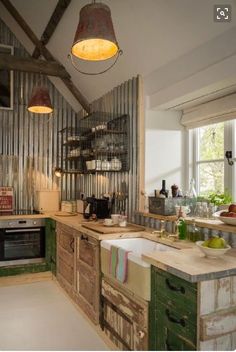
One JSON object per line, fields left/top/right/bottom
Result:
{"left": 149, "top": 267, "right": 197, "bottom": 351}
{"left": 45, "top": 218, "right": 56, "bottom": 275}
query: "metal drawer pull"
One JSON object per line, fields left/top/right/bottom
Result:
{"left": 165, "top": 309, "right": 186, "bottom": 327}
{"left": 81, "top": 234, "right": 88, "bottom": 241}
{"left": 80, "top": 234, "right": 97, "bottom": 247}
{"left": 69, "top": 238, "right": 74, "bottom": 252}
{"left": 165, "top": 278, "right": 185, "bottom": 294}
{"left": 138, "top": 330, "right": 145, "bottom": 339}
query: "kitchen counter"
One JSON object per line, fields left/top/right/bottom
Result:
{"left": 142, "top": 246, "right": 236, "bottom": 283}
{"left": 2, "top": 212, "right": 236, "bottom": 283}
{"left": 48, "top": 213, "right": 144, "bottom": 241}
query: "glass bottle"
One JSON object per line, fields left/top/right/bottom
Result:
{"left": 178, "top": 217, "right": 187, "bottom": 240}
{"left": 189, "top": 178, "right": 197, "bottom": 198}
{"left": 202, "top": 202, "right": 209, "bottom": 218}
{"left": 160, "top": 180, "right": 168, "bottom": 198}
{"left": 189, "top": 221, "right": 201, "bottom": 242}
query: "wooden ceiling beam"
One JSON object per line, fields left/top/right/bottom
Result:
{"left": 0, "top": 53, "right": 70, "bottom": 78}
{"left": 32, "top": 0, "right": 71, "bottom": 59}
{"left": 0, "top": 0, "right": 90, "bottom": 113}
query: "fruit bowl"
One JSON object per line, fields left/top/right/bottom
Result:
{"left": 213, "top": 210, "right": 236, "bottom": 226}
{"left": 196, "top": 241, "right": 231, "bottom": 258}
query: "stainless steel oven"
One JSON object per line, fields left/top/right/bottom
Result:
{"left": 0, "top": 218, "right": 45, "bottom": 266}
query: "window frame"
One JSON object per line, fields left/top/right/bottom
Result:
{"left": 191, "top": 120, "right": 235, "bottom": 199}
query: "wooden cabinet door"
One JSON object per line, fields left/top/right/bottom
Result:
{"left": 57, "top": 224, "right": 75, "bottom": 292}
{"left": 102, "top": 279, "right": 148, "bottom": 351}
{"left": 57, "top": 224, "right": 75, "bottom": 255}
{"left": 76, "top": 233, "right": 100, "bottom": 324}
{"left": 78, "top": 234, "right": 98, "bottom": 269}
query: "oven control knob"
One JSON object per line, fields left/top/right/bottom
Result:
{"left": 33, "top": 221, "right": 37, "bottom": 225}
{"left": 8, "top": 222, "right": 13, "bottom": 226}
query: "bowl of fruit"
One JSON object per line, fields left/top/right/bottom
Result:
{"left": 196, "top": 236, "right": 231, "bottom": 258}
{"left": 214, "top": 204, "right": 236, "bottom": 226}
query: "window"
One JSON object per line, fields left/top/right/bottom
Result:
{"left": 191, "top": 120, "right": 235, "bottom": 199}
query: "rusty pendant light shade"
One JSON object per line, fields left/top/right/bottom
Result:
{"left": 71, "top": 2, "right": 119, "bottom": 62}
{"left": 28, "top": 86, "right": 53, "bottom": 114}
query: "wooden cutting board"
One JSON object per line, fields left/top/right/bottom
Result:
{"left": 82, "top": 222, "right": 145, "bottom": 234}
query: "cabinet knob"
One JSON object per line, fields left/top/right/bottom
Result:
{"left": 138, "top": 330, "right": 145, "bottom": 339}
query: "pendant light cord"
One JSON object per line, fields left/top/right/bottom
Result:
{"left": 68, "top": 50, "right": 123, "bottom": 76}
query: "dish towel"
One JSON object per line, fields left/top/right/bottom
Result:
{"left": 109, "top": 246, "right": 129, "bottom": 283}
{"left": 109, "top": 245, "right": 119, "bottom": 278}
{"left": 116, "top": 247, "right": 129, "bottom": 283}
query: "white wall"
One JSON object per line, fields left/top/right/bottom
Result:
{"left": 145, "top": 110, "right": 187, "bottom": 196}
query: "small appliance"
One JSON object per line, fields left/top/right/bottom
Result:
{"left": 84, "top": 197, "right": 109, "bottom": 219}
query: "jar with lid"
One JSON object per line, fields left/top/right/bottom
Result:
{"left": 101, "top": 159, "right": 111, "bottom": 171}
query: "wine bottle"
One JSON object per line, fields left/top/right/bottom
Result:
{"left": 160, "top": 180, "right": 168, "bottom": 198}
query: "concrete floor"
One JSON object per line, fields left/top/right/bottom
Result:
{"left": 0, "top": 281, "right": 108, "bottom": 351}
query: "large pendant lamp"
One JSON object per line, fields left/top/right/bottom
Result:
{"left": 28, "top": 86, "right": 53, "bottom": 114}
{"left": 70, "top": 1, "right": 122, "bottom": 75}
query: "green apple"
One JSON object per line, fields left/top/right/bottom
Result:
{"left": 208, "top": 236, "right": 226, "bottom": 249}
{"left": 202, "top": 239, "right": 211, "bottom": 247}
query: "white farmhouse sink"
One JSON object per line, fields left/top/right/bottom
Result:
{"left": 101, "top": 237, "right": 175, "bottom": 267}
{"left": 101, "top": 237, "right": 176, "bottom": 301}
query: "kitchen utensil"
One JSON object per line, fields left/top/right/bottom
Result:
{"left": 120, "top": 181, "right": 128, "bottom": 214}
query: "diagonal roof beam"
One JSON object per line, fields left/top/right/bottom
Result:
{"left": 0, "top": 0, "right": 90, "bottom": 113}
{"left": 32, "top": 0, "right": 71, "bottom": 59}
{"left": 0, "top": 53, "right": 70, "bottom": 78}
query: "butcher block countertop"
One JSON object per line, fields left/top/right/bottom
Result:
{"left": 142, "top": 247, "right": 236, "bottom": 283}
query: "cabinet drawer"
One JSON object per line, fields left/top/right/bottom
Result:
{"left": 156, "top": 299, "right": 196, "bottom": 348}
{"left": 79, "top": 235, "right": 98, "bottom": 268}
{"left": 165, "top": 329, "right": 196, "bottom": 351}
{"left": 152, "top": 268, "right": 197, "bottom": 312}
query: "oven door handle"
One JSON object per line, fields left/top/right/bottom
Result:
{"left": 5, "top": 228, "right": 41, "bottom": 233}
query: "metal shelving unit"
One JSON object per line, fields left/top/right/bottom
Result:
{"left": 58, "top": 113, "right": 130, "bottom": 174}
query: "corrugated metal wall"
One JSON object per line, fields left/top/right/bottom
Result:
{"left": 77, "top": 76, "right": 140, "bottom": 220}
{"left": 0, "top": 19, "right": 77, "bottom": 210}
{"left": 0, "top": 19, "right": 140, "bottom": 218}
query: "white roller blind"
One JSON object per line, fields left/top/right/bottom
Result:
{"left": 181, "top": 93, "right": 236, "bottom": 128}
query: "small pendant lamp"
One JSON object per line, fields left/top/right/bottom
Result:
{"left": 71, "top": 1, "right": 119, "bottom": 61}
{"left": 28, "top": 86, "right": 53, "bottom": 114}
